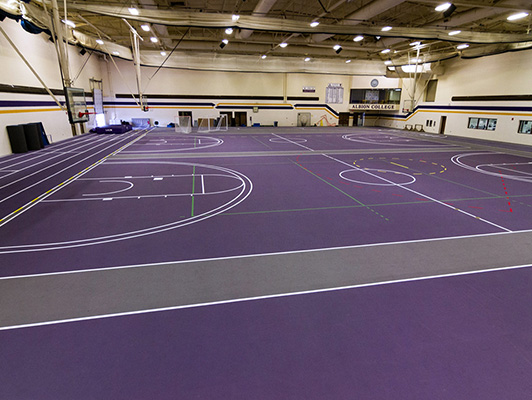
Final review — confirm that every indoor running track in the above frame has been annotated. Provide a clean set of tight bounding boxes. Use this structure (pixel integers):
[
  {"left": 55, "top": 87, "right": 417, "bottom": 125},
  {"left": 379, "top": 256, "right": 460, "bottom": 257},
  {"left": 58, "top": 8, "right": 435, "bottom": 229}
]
[{"left": 1, "top": 126, "right": 532, "bottom": 399}]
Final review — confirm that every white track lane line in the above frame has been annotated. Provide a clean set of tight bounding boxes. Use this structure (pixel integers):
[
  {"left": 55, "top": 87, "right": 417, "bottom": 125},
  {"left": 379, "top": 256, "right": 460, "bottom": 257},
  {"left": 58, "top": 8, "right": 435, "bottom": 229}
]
[
  {"left": 0, "top": 132, "right": 139, "bottom": 204},
  {"left": 273, "top": 133, "right": 512, "bottom": 233},
  {"left": 1, "top": 262, "right": 531, "bottom": 331},
  {"left": 0, "top": 135, "right": 97, "bottom": 171},
  {"left": 0, "top": 134, "right": 94, "bottom": 168},
  {"left": 0, "top": 131, "right": 150, "bottom": 226},
  {"left": 0, "top": 136, "right": 109, "bottom": 181}
]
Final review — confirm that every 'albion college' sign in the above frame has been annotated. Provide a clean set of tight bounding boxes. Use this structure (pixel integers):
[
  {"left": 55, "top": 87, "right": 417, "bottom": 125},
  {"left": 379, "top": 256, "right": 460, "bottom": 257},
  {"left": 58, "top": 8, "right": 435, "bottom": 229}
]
[{"left": 350, "top": 104, "right": 399, "bottom": 110}]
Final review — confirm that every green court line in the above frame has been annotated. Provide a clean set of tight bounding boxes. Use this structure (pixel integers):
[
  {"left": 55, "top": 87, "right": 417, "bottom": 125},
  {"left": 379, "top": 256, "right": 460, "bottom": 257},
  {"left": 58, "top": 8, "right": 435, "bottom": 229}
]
[
  {"left": 220, "top": 194, "right": 532, "bottom": 217},
  {"left": 291, "top": 160, "right": 389, "bottom": 221},
  {"left": 191, "top": 164, "right": 196, "bottom": 217}
]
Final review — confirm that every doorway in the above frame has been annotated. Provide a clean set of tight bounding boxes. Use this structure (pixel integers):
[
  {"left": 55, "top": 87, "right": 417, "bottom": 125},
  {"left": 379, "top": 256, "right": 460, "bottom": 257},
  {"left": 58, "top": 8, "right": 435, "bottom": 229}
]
[
  {"left": 338, "top": 112, "right": 350, "bottom": 126},
  {"left": 439, "top": 116, "right": 447, "bottom": 134},
  {"left": 235, "top": 112, "right": 247, "bottom": 127},
  {"left": 220, "top": 111, "right": 235, "bottom": 127}
]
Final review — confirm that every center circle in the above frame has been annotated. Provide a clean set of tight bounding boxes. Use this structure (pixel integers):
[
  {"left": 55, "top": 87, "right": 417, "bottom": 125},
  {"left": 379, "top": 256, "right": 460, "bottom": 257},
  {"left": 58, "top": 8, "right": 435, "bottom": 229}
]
[
  {"left": 269, "top": 137, "right": 308, "bottom": 143},
  {"left": 339, "top": 168, "right": 416, "bottom": 186}
]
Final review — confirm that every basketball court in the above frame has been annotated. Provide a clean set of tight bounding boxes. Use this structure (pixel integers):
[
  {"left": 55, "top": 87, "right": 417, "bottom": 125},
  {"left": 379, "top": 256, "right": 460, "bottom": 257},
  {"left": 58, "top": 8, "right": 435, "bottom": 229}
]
[{"left": 2, "top": 126, "right": 532, "bottom": 398}]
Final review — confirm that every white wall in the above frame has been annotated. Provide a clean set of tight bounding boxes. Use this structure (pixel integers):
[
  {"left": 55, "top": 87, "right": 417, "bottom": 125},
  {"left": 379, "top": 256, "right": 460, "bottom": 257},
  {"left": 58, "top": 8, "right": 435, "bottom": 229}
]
[
  {"left": 0, "top": 18, "right": 104, "bottom": 156},
  {"left": 376, "top": 50, "right": 532, "bottom": 146},
  {"left": 103, "top": 60, "right": 368, "bottom": 128}
]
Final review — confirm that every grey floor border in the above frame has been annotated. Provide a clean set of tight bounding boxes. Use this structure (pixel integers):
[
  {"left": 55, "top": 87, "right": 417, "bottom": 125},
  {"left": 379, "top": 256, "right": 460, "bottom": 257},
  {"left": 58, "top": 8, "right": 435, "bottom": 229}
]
[{"left": 2, "top": 231, "right": 532, "bottom": 329}]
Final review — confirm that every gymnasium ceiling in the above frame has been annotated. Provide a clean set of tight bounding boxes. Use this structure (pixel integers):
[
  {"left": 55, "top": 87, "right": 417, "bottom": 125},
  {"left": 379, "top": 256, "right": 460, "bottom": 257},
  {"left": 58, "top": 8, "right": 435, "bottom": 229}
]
[{"left": 3, "top": 0, "right": 532, "bottom": 74}]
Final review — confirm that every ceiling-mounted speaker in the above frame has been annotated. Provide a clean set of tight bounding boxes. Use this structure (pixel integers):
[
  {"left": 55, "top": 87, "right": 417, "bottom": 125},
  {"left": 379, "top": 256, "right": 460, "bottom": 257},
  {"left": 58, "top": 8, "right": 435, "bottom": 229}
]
[{"left": 443, "top": 4, "right": 457, "bottom": 19}]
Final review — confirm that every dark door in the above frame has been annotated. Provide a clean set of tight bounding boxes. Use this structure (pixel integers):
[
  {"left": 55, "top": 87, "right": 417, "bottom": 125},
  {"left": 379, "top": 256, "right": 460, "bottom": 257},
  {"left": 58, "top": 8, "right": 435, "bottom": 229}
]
[
  {"left": 235, "top": 112, "right": 247, "bottom": 127},
  {"left": 439, "top": 116, "right": 447, "bottom": 134},
  {"left": 220, "top": 111, "right": 234, "bottom": 127},
  {"left": 338, "top": 112, "right": 350, "bottom": 126}
]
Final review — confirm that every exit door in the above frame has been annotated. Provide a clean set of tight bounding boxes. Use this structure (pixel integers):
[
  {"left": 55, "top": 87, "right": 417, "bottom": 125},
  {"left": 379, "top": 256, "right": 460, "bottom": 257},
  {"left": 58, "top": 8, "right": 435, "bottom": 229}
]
[
  {"left": 338, "top": 112, "right": 350, "bottom": 126},
  {"left": 235, "top": 112, "right": 247, "bottom": 127},
  {"left": 439, "top": 116, "right": 447, "bottom": 134}
]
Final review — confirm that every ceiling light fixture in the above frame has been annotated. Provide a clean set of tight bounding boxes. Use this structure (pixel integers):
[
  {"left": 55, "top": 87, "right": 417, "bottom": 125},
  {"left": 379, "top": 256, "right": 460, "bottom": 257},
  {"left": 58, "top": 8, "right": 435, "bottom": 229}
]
[
  {"left": 456, "top": 43, "right": 469, "bottom": 50},
  {"left": 507, "top": 12, "right": 529, "bottom": 21},
  {"left": 279, "top": 42, "right": 288, "bottom": 48},
  {"left": 333, "top": 44, "right": 343, "bottom": 54},
  {"left": 62, "top": 19, "right": 76, "bottom": 28},
  {"left": 112, "top": 51, "right": 120, "bottom": 55},
  {"left": 160, "top": 51, "right": 167, "bottom": 56},
  {"left": 388, "top": 66, "right": 396, "bottom": 71},
  {"left": 128, "top": 7, "right": 139, "bottom": 15},
  {"left": 435, "top": 3, "right": 452, "bottom": 12},
  {"left": 232, "top": 14, "right": 240, "bottom": 21},
  {"left": 353, "top": 35, "right": 364, "bottom": 42},
  {"left": 261, "top": 54, "right": 267, "bottom": 59},
  {"left": 384, "top": 60, "right": 392, "bottom": 65},
  {"left": 304, "top": 57, "right": 311, "bottom": 62},
  {"left": 448, "top": 30, "right": 461, "bottom": 35},
  {"left": 410, "top": 41, "right": 421, "bottom": 46},
  {"left": 310, "top": 21, "right": 320, "bottom": 27},
  {"left": 381, "top": 48, "right": 391, "bottom": 54},
  {"left": 141, "top": 24, "right": 150, "bottom": 31},
  {"left": 96, "top": 39, "right": 104, "bottom": 45},
  {"left": 345, "top": 59, "right": 351, "bottom": 63},
  {"left": 150, "top": 37, "right": 158, "bottom": 43},
  {"left": 225, "top": 28, "right": 233, "bottom": 34},
  {"left": 381, "top": 26, "right": 392, "bottom": 32}
]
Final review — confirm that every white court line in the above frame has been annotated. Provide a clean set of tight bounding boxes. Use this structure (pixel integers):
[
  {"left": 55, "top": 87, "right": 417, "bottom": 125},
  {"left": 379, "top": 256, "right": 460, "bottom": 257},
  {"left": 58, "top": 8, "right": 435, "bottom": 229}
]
[
  {"left": 0, "top": 160, "right": 252, "bottom": 252},
  {"left": 0, "top": 134, "right": 98, "bottom": 170},
  {"left": 0, "top": 136, "right": 109, "bottom": 183},
  {"left": 2, "top": 228, "right": 530, "bottom": 280},
  {"left": 0, "top": 131, "right": 149, "bottom": 226},
  {"left": 0, "top": 134, "right": 126, "bottom": 195},
  {"left": 201, "top": 174, "right": 205, "bottom": 194},
  {"left": 0, "top": 134, "right": 94, "bottom": 168},
  {"left": 273, "top": 133, "right": 512, "bottom": 233},
  {"left": 1, "top": 262, "right": 531, "bottom": 331}
]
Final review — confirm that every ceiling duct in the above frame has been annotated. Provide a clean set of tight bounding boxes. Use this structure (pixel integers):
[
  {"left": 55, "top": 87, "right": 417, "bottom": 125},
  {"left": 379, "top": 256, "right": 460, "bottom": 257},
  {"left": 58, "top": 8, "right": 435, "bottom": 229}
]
[
  {"left": 239, "top": 0, "right": 278, "bottom": 39},
  {"left": 312, "top": 0, "right": 407, "bottom": 43}
]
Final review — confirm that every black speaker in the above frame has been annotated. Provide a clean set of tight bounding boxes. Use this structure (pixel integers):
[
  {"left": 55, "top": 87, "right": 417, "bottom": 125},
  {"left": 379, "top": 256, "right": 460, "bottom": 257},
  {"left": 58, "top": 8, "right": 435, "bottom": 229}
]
[{"left": 443, "top": 4, "right": 457, "bottom": 19}]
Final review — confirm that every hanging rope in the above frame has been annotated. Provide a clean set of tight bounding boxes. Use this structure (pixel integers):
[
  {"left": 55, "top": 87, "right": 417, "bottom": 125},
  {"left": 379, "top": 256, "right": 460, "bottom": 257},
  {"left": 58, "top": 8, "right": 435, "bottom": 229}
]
[
  {"left": 0, "top": 25, "right": 66, "bottom": 110},
  {"left": 146, "top": 27, "right": 190, "bottom": 85}
]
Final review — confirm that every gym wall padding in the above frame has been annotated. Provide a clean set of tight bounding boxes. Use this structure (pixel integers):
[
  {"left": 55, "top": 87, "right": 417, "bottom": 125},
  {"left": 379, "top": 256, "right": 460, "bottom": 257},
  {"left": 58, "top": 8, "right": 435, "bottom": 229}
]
[
  {"left": 6, "top": 125, "right": 28, "bottom": 153},
  {"left": 22, "top": 123, "right": 43, "bottom": 150}
]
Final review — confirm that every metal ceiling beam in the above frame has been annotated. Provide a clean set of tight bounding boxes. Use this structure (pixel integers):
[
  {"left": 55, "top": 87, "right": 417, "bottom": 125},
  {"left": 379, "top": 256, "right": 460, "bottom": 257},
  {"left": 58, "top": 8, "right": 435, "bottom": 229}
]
[
  {"left": 312, "top": 0, "right": 407, "bottom": 42},
  {"left": 64, "top": 4, "right": 532, "bottom": 43},
  {"left": 239, "top": 0, "right": 279, "bottom": 39}
]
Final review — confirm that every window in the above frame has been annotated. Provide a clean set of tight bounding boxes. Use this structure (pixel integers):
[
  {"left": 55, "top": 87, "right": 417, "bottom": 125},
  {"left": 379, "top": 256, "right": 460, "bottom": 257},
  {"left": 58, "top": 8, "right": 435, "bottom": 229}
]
[
  {"left": 468, "top": 117, "right": 497, "bottom": 131},
  {"left": 425, "top": 79, "right": 438, "bottom": 102},
  {"left": 518, "top": 120, "right": 532, "bottom": 134},
  {"left": 350, "top": 88, "right": 402, "bottom": 104}
]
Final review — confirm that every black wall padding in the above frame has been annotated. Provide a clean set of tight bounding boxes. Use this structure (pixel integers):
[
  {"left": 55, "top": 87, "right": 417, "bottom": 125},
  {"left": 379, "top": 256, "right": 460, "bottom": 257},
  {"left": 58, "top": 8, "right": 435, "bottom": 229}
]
[
  {"left": 27, "top": 122, "right": 45, "bottom": 148},
  {"left": 22, "top": 123, "right": 43, "bottom": 150},
  {"left": 6, "top": 125, "right": 28, "bottom": 153}
]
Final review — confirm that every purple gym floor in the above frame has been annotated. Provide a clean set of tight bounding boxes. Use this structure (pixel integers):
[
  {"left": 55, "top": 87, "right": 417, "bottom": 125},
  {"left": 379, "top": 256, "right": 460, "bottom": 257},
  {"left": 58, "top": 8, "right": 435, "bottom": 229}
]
[
  {"left": 1, "top": 128, "right": 532, "bottom": 276},
  {"left": 1, "top": 126, "right": 532, "bottom": 399},
  {"left": 2, "top": 265, "right": 532, "bottom": 399}
]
